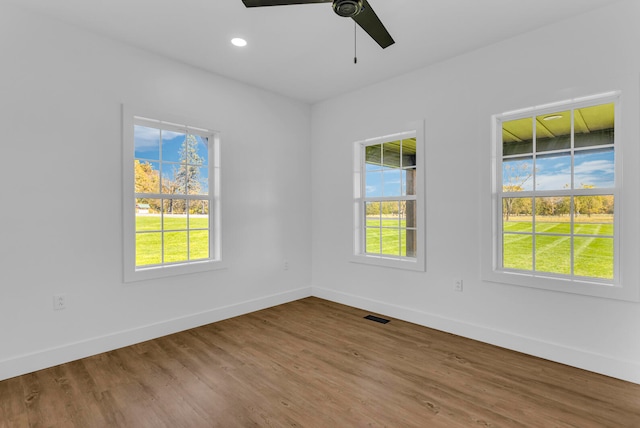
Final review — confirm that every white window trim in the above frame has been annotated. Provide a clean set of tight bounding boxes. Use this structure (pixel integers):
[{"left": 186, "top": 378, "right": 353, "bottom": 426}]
[
  {"left": 351, "top": 121, "right": 426, "bottom": 271},
  {"left": 483, "top": 91, "right": 638, "bottom": 301},
  {"left": 122, "top": 104, "right": 225, "bottom": 282}
]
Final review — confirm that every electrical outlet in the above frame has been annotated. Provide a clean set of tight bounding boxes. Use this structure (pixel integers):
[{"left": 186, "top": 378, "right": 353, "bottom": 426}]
[
  {"left": 284, "top": 260, "right": 289, "bottom": 271},
  {"left": 53, "top": 294, "right": 66, "bottom": 311},
  {"left": 454, "top": 278, "right": 463, "bottom": 292}
]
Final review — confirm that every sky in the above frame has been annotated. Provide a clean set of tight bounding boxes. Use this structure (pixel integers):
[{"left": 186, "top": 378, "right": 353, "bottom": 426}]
[
  {"left": 365, "top": 164, "right": 412, "bottom": 197},
  {"left": 503, "top": 147, "right": 614, "bottom": 191}
]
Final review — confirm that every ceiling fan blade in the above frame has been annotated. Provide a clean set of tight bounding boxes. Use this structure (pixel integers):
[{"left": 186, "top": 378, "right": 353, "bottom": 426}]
[
  {"left": 352, "top": 0, "right": 394, "bottom": 49},
  {"left": 242, "top": 0, "right": 331, "bottom": 7}
]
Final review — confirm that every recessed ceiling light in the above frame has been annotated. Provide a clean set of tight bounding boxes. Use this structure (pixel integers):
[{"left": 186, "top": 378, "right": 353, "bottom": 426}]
[
  {"left": 543, "top": 115, "right": 563, "bottom": 121},
  {"left": 231, "top": 38, "right": 247, "bottom": 47}
]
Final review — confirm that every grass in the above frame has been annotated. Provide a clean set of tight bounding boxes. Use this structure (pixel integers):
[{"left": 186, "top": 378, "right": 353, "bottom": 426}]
[
  {"left": 503, "top": 217, "right": 614, "bottom": 279},
  {"left": 365, "top": 218, "right": 414, "bottom": 257},
  {"left": 136, "top": 213, "right": 613, "bottom": 279},
  {"left": 135, "top": 215, "right": 209, "bottom": 266}
]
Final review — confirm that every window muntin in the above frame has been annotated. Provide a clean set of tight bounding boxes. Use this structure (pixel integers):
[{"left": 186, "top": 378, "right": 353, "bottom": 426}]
[
  {"left": 498, "top": 95, "right": 618, "bottom": 283},
  {"left": 353, "top": 125, "right": 424, "bottom": 271}
]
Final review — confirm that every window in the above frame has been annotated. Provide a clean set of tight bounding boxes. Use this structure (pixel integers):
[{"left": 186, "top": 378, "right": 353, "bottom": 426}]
[
  {"left": 123, "top": 107, "right": 222, "bottom": 282},
  {"left": 492, "top": 92, "right": 620, "bottom": 292},
  {"left": 353, "top": 123, "right": 425, "bottom": 271}
]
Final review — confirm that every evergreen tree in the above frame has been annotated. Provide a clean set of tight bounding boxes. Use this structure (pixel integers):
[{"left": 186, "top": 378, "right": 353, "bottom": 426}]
[{"left": 175, "top": 134, "right": 203, "bottom": 195}]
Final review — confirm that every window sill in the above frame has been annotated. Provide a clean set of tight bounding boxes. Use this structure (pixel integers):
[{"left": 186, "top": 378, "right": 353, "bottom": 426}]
[
  {"left": 124, "top": 260, "right": 227, "bottom": 283},
  {"left": 482, "top": 268, "right": 638, "bottom": 302},
  {"left": 350, "top": 254, "right": 425, "bottom": 272}
]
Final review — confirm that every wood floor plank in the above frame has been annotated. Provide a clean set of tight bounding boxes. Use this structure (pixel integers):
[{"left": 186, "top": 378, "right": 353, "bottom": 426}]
[{"left": 1, "top": 297, "right": 639, "bottom": 427}]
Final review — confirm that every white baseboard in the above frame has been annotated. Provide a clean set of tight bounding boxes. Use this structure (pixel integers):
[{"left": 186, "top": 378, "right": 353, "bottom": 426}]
[
  {"left": 0, "top": 287, "right": 312, "bottom": 382},
  {"left": 312, "top": 286, "right": 640, "bottom": 385},
  {"left": 3, "top": 285, "right": 638, "bottom": 386}
]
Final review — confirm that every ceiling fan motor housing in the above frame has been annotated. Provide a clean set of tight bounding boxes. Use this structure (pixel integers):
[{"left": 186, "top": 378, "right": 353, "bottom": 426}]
[{"left": 333, "top": 0, "right": 364, "bottom": 17}]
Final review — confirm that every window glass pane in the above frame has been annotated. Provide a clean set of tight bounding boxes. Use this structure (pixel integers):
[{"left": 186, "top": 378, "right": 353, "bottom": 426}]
[
  {"left": 164, "top": 231, "right": 188, "bottom": 263},
  {"left": 535, "top": 235, "right": 571, "bottom": 275},
  {"left": 189, "top": 200, "right": 209, "bottom": 220},
  {"left": 503, "top": 157, "right": 534, "bottom": 192},
  {"left": 136, "top": 198, "right": 161, "bottom": 231},
  {"left": 574, "top": 237, "right": 613, "bottom": 279},
  {"left": 161, "top": 163, "right": 183, "bottom": 194},
  {"left": 381, "top": 228, "right": 401, "bottom": 256},
  {"left": 401, "top": 138, "right": 417, "bottom": 168},
  {"left": 189, "top": 230, "right": 209, "bottom": 260},
  {"left": 535, "top": 197, "right": 571, "bottom": 234},
  {"left": 136, "top": 232, "right": 162, "bottom": 266},
  {"left": 163, "top": 199, "right": 187, "bottom": 229},
  {"left": 535, "top": 152, "right": 571, "bottom": 191},
  {"left": 365, "top": 228, "right": 381, "bottom": 254},
  {"left": 188, "top": 135, "right": 208, "bottom": 166},
  {"left": 503, "top": 197, "right": 532, "bottom": 226},
  {"left": 403, "top": 200, "right": 416, "bottom": 228},
  {"left": 381, "top": 201, "right": 400, "bottom": 218},
  {"left": 503, "top": 117, "right": 533, "bottom": 156},
  {"left": 180, "top": 165, "right": 205, "bottom": 195},
  {"left": 365, "top": 170, "right": 382, "bottom": 197},
  {"left": 192, "top": 166, "right": 209, "bottom": 195},
  {"left": 503, "top": 234, "right": 532, "bottom": 270},
  {"left": 575, "top": 103, "right": 614, "bottom": 148},
  {"left": 134, "top": 125, "right": 160, "bottom": 161},
  {"left": 134, "top": 160, "right": 160, "bottom": 194},
  {"left": 366, "top": 202, "right": 381, "bottom": 226},
  {"left": 365, "top": 144, "right": 382, "bottom": 169},
  {"left": 382, "top": 169, "right": 402, "bottom": 196},
  {"left": 382, "top": 142, "right": 401, "bottom": 168},
  {"left": 536, "top": 110, "right": 571, "bottom": 152},
  {"left": 402, "top": 168, "right": 416, "bottom": 196},
  {"left": 574, "top": 148, "right": 614, "bottom": 189},
  {"left": 404, "top": 229, "right": 416, "bottom": 258},
  {"left": 161, "top": 130, "right": 186, "bottom": 163},
  {"left": 574, "top": 195, "right": 614, "bottom": 234}
]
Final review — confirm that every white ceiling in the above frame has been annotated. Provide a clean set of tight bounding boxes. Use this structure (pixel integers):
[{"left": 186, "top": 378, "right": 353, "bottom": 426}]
[{"left": 8, "top": 0, "right": 621, "bottom": 104}]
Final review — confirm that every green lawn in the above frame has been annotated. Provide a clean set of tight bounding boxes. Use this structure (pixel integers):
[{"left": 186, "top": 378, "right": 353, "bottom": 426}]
[
  {"left": 503, "top": 219, "right": 613, "bottom": 279},
  {"left": 136, "top": 214, "right": 613, "bottom": 278},
  {"left": 365, "top": 218, "right": 414, "bottom": 257},
  {"left": 135, "top": 215, "right": 209, "bottom": 266}
]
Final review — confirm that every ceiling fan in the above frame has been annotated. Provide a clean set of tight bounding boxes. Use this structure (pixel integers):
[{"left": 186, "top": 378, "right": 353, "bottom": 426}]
[{"left": 241, "top": 0, "right": 395, "bottom": 49}]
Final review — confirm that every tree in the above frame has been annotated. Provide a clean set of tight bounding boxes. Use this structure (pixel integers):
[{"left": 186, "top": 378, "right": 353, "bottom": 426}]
[
  {"left": 134, "top": 160, "right": 161, "bottom": 213},
  {"left": 503, "top": 161, "right": 533, "bottom": 221},
  {"left": 575, "top": 184, "right": 604, "bottom": 218},
  {"left": 163, "top": 135, "right": 205, "bottom": 214},
  {"left": 134, "top": 160, "right": 160, "bottom": 193},
  {"left": 175, "top": 134, "right": 204, "bottom": 195}
]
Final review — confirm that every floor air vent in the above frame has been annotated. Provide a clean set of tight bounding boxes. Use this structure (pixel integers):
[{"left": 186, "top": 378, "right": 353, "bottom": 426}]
[{"left": 364, "top": 315, "right": 390, "bottom": 324}]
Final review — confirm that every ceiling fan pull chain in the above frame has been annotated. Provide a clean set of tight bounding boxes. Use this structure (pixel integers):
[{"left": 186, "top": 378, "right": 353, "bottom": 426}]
[{"left": 354, "top": 21, "right": 358, "bottom": 64}]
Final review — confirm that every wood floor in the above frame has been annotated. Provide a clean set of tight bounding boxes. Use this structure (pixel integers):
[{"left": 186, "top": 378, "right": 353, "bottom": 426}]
[{"left": 1, "top": 297, "right": 639, "bottom": 427}]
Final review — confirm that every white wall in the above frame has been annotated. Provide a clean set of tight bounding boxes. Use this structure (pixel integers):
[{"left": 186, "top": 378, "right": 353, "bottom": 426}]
[
  {"left": 0, "top": 4, "right": 312, "bottom": 380},
  {"left": 311, "top": 0, "right": 640, "bottom": 383}
]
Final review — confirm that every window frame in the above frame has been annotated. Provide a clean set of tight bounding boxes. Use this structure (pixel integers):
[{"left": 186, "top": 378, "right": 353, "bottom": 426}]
[
  {"left": 351, "top": 121, "right": 425, "bottom": 271},
  {"left": 122, "top": 105, "right": 224, "bottom": 282},
  {"left": 485, "top": 92, "right": 629, "bottom": 299}
]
